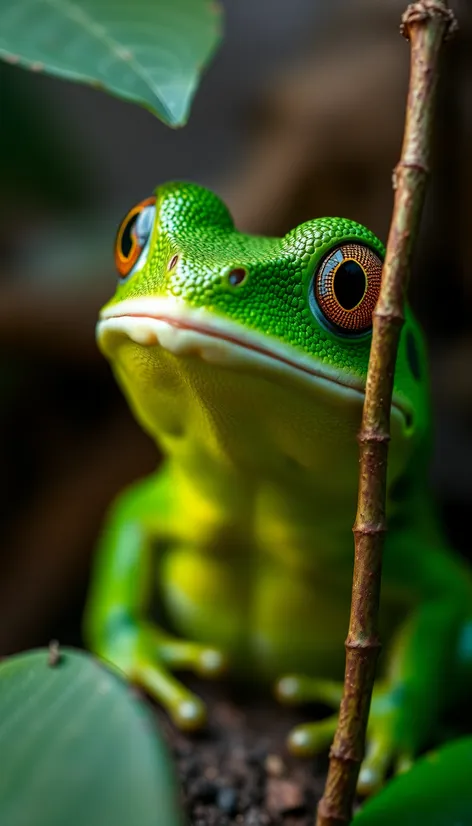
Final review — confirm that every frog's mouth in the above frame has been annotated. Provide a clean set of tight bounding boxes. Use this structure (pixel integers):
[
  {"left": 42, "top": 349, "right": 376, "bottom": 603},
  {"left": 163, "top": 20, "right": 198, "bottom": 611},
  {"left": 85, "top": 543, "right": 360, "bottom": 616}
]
[{"left": 98, "top": 297, "right": 413, "bottom": 431}]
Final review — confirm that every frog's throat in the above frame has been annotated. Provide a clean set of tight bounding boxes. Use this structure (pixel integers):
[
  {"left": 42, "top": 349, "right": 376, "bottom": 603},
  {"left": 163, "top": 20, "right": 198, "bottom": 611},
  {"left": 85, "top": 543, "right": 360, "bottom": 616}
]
[{"left": 97, "top": 297, "right": 412, "bottom": 429}]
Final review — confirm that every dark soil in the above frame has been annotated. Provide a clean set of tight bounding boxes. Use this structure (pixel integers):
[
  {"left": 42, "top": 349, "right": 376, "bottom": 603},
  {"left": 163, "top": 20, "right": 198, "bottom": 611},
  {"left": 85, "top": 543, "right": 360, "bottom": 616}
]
[{"left": 155, "top": 676, "right": 332, "bottom": 826}]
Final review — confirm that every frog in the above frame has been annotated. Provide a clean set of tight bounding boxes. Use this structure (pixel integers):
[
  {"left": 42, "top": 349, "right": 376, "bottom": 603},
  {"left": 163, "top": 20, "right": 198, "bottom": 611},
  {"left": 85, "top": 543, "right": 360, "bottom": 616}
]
[{"left": 84, "top": 181, "right": 472, "bottom": 795}]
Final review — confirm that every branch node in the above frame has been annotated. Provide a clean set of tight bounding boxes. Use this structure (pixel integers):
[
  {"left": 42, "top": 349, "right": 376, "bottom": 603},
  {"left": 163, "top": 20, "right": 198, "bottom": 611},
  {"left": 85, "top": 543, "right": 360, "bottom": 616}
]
[
  {"left": 352, "top": 524, "right": 387, "bottom": 536},
  {"left": 345, "top": 639, "right": 382, "bottom": 652},
  {"left": 400, "top": 2, "right": 458, "bottom": 42},
  {"left": 372, "top": 307, "right": 404, "bottom": 326},
  {"left": 329, "top": 745, "right": 360, "bottom": 764},
  {"left": 356, "top": 431, "right": 391, "bottom": 445},
  {"left": 393, "top": 160, "right": 430, "bottom": 187}
]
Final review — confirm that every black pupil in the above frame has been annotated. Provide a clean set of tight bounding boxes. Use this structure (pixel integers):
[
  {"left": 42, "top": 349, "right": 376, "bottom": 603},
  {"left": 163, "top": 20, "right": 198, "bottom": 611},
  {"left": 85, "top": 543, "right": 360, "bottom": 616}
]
[
  {"left": 121, "top": 214, "right": 138, "bottom": 258},
  {"left": 333, "top": 260, "right": 366, "bottom": 310}
]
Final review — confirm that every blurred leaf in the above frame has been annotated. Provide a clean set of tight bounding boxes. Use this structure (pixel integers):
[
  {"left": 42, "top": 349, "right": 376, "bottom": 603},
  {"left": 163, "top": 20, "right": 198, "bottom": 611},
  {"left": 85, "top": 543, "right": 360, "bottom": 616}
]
[
  {"left": 353, "top": 737, "right": 472, "bottom": 826},
  {"left": 0, "top": 647, "right": 185, "bottom": 826},
  {"left": 0, "top": 0, "right": 223, "bottom": 127}
]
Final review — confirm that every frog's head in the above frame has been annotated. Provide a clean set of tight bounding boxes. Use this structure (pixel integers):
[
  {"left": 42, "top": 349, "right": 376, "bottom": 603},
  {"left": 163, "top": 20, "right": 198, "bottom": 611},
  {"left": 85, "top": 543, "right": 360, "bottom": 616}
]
[{"left": 98, "top": 183, "right": 428, "bottom": 476}]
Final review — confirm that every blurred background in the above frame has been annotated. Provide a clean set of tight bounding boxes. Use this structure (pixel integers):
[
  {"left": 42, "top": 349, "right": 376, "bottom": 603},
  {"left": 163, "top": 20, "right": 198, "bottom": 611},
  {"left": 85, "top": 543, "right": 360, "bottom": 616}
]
[{"left": 0, "top": 0, "right": 471, "bottom": 655}]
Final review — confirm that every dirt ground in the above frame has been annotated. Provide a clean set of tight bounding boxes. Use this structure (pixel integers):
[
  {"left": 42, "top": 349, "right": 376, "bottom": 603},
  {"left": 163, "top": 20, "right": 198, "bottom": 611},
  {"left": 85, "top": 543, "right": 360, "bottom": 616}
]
[
  {"left": 156, "top": 676, "right": 336, "bottom": 826},
  {"left": 156, "top": 670, "right": 472, "bottom": 826}
]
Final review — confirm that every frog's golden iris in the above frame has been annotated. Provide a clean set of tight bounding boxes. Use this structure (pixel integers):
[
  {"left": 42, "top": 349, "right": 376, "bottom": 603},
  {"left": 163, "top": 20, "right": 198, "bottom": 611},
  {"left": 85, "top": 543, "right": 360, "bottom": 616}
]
[
  {"left": 315, "top": 243, "right": 382, "bottom": 333},
  {"left": 115, "top": 196, "right": 156, "bottom": 278}
]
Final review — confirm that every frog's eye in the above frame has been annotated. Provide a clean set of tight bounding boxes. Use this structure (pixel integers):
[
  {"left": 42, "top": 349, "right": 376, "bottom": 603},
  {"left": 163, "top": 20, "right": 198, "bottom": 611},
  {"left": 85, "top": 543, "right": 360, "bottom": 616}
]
[
  {"left": 115, "top": 196, "right": 156, "bottom": 278},
  {"left": 313, "top": 243, "right": 382, "bottom": 334}
]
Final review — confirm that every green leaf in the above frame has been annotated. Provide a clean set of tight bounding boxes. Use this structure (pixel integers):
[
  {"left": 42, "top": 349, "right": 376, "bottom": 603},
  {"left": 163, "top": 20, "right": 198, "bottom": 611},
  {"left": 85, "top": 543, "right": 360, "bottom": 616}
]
[
  {"left": 0, "top": 0, "right": 223, "bottom": 127},
  {"left": 353, "top": 737, "right": 472, "bottom": 826},
  {"left": 0, "top": 647, "right": 185, "bottom": 826}
]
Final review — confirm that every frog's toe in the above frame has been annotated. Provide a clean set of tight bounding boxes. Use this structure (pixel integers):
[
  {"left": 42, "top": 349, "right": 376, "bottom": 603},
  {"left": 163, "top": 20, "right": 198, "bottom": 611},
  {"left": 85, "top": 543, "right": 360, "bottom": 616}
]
[
  {"left": 357, "top": 737, "right": 391, "bottom": 796},
  {"left": 136, "top": 655, "right": 208, "bottom": 731},
  {"left": 287, "top": 714, "right": 338, "bottom": 757},
  {"left": 159, "top": 639, "right": 227, "bottom": 678},
  {"left": 395, "top": 753, "right": 414, "bottom": 775},
  {"left": 356, "top": 681, "right": 418, "bottom": 795},
  {"left": 275, "top": 674, "right": 343, "bottom": 709},
  {"left": 357, "top": 731, "right": 414, "bottom": 796}
]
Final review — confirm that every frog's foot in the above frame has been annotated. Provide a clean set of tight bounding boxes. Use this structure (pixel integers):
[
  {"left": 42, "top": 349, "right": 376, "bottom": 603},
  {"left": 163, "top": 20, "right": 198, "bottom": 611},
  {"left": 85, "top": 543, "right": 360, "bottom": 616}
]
[
  {"left": 276, "top": 674, "right": 344, "bottom": 709},
  {"left": 275, "top": 675, "right": 414, "bottom": 796},
  {"left": 96, "top": 621, "right": 227, "bottom": 732}
]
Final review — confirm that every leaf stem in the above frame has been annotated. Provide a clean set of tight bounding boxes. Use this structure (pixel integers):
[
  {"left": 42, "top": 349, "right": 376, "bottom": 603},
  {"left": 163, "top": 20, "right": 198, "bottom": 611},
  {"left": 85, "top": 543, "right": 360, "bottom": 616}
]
[{"left": 315, "top": 3, "right": 456, "bottom": 824}]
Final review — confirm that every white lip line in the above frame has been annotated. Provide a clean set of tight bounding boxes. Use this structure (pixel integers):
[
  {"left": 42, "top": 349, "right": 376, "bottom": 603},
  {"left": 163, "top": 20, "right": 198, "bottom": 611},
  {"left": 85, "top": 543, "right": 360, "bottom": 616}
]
[{"left": 99, "top": 310, "right": 411, "bottom": 424}]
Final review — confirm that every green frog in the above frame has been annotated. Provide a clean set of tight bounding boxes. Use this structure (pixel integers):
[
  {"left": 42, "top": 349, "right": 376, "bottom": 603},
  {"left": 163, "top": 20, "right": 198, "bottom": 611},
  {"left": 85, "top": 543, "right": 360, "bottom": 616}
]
[{"left": 84, "top": 182, "right": 472, "bottom": 794}]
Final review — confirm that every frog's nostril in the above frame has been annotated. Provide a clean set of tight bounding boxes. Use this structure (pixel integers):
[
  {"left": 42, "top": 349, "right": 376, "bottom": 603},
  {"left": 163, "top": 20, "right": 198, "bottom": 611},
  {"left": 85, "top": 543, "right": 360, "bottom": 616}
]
[
  {"left": 168, "top": 254, "right": 179, "bottom": 271},
  {"left": 227, "top": 268, "right": 247, "bottom": 287}
]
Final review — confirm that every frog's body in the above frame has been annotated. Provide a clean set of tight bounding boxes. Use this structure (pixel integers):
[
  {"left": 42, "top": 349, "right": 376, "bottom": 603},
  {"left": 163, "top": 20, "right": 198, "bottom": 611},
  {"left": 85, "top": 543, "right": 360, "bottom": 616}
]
[{"left": 85, "top": 182, "right": 472, "bottom": 794}]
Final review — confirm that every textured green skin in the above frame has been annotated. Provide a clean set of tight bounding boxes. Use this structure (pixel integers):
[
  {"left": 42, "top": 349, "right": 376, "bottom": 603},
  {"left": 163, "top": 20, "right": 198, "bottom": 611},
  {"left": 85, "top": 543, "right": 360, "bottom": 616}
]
[
  {"left": 104, "top": 183, "right": 424, "bottom": 423},
  {"left": 85, "top": 182, "right": 472, "bottom": 798}
]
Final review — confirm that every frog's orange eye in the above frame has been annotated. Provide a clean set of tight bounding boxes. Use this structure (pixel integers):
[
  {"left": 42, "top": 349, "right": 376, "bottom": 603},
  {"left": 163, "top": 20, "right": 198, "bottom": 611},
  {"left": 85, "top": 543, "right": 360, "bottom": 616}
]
[
  {"left": 115, "top": 196, "right": 156, "bottom": 278},
  {"left": 314, "top": 243, "right": 382, "bottom": 334}
]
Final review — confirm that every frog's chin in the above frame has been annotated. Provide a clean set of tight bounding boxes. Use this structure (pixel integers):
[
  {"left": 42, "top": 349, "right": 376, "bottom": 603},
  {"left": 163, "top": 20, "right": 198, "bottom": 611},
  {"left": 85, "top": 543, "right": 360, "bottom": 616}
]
[{"left": 97, "top": 296, "right": 413, "bottom": 434}]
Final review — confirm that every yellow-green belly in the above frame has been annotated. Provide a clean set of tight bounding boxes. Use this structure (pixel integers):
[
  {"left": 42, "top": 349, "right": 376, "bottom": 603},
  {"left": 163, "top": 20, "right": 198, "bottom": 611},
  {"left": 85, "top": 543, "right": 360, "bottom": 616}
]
[{"left": 159, "top": 545, "right": 353, "bottom": 681}]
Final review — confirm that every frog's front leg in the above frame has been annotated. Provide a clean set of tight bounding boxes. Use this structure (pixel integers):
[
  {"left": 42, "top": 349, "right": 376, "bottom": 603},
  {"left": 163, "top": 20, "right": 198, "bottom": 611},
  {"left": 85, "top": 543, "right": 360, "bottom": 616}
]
[
  {"left": 276, "top": 594, "right": 470, "bottom": 795},
  {"left": 83, "top": 472, "right": 226, "bottom": 730}
]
